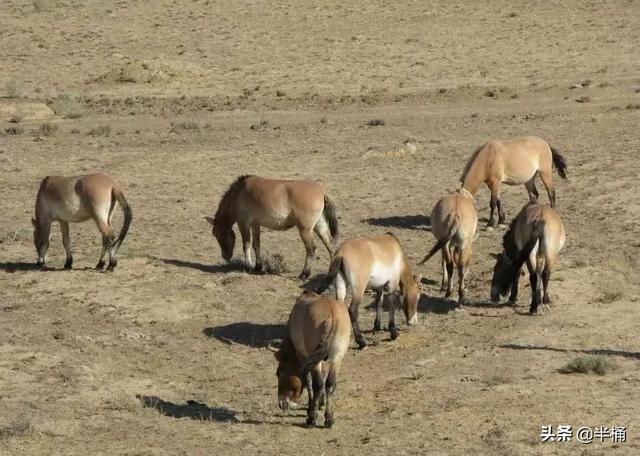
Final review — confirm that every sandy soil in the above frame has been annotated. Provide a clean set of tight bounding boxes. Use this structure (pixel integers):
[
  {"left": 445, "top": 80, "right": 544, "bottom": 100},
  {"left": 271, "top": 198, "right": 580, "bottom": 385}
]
[{"left": 1, "top": 1, "right": 639, "bottom": 455}]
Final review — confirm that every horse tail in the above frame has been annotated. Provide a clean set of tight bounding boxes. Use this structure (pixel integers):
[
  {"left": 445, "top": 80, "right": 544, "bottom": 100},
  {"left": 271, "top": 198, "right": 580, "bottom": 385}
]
[
  {"left": 110, "top": 185, "right": 133, "bottom": 250},
  {"left": 300, "top": 308, "right": 337, "bottom": 376},
  {"left": 419, "top": 216, "right": 459, "bottom": 265},
  {"left": 550, "top": 146, "right": 568, "bottom": 179},
  {"left": 513, "top": 220, "right": 546, "bottom": 272},
  {"left": 322, "top": 195, "right": 339, "bottom": 247},
  {"left": 316, "top": 255, "right": 342, "bottom": 294}
]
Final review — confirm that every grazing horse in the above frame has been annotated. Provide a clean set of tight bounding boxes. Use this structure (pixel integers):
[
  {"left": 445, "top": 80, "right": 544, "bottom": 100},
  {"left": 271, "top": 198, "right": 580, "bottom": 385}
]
[
  {"left": 316, "top": 233, "right": 421, "bottom": 349},
  {"left": 460, "top": 136, "right": 568, "bottom": 227},
  {"left": 490, "top": 202, "right": 566, "bottom": 314},
  {"left": 272, "top": 290, "right": 351, "bottom": 428},
  {"left": 205, "top": 175, "right": 338, "bottom": 279},
  {"left": 32, "top": 174, "right": 132, "bottom": 270},
  {"left": 419, "top": 188, "right": 478, "bottom": 305}
]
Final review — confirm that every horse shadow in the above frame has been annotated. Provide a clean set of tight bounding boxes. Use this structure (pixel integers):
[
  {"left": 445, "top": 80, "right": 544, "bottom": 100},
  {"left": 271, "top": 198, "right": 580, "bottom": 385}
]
[
  {"left": 0, "top": 262, "right": 38, "bottom": 272},
  {"left": 204, "top": 322, "right": 287, "bottom": 348},
  {"left": 363, "top": 214, "right": 430, "bottom": 231},
  {"left": 137, "top": 395, "right": 240, "bottom": 422},
  {"left": 154, "top": 257, "right": 247, "bottom": 274},
  {"left": 418, "top": 294, "right": 460, "bottom": 314},
  {"left": 499, "top": 344, "right": 640, "bottom": 361}
]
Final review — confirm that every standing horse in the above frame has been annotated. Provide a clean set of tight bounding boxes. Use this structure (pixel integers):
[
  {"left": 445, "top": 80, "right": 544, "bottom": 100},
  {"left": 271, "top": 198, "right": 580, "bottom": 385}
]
[
  {"left": 460, "top": 136, "right": 568, "bottom": 227},
  {"left": 32, "top": 174, "right": 133, "bottom": 270},
  {"left": 316, "top": 233, "right": 421, "bottom": 349},
  {"left": 490, "top": 202, "right": 566, "bottom": 314},
  {"left": 205, "top": 175, "right": 338, "bottom": 279},
  {"left": 419, "top": 188, "right": 477, "bottom": 305},
  {"left": 272, "top": 290, "right": 351, "bottom": 428}
]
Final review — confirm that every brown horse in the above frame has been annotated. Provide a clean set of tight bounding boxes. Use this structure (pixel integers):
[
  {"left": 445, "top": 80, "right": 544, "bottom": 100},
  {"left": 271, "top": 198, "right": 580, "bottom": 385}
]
[
  {"left": 316, "top": 233, "right": 421, "bottom": 349},
  {"left": 205, "top": 175, "right": 338, "bottom": 279},
  {"left": 32, "top": 174, "right": 132, "bottom": 270},
  {"left": 419, "top": 188, "right": 477, "bottom": 305},
  {"left": 460, "top": 136, "right": 568, "bottom": 227},
  {"left": 273, "top": 290, "right": 351, "bottom": 428},
  {"left": 490, "top": 202, "right": 566, "bottom": 314}
]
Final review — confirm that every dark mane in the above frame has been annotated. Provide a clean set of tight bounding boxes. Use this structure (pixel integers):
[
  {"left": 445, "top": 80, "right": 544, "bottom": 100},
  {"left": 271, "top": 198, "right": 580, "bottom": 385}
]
[
  {"left": 214, "top": 175, "right": 254, "bottom": 221},
  {"left": 459, "top": 143, "right": 485, "bottom": 183}
]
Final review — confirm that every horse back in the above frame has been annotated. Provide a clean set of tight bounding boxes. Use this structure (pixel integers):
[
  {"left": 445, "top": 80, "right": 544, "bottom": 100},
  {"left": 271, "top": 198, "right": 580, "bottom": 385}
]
[{"left": 515, "top": 203, "right": 565, "bottom": 267}]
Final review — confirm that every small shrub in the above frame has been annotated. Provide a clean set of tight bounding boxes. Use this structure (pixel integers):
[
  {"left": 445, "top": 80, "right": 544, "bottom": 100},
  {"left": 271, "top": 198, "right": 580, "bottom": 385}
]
[
  {"left": 33, "top": 0, "right": 46, "bottom": 12},
  {"left": 0, "top": 416, "right": 33, "bottom": 440},
  {"left": 275, "top": 90, "right": 286, "bottom": 97},
  {"left": 8, "top": 114, "right": 22, "bottom": 123},
  {"left": 4, "top": 126, "right": 24, "bottom": 135},
  {"left": 170, "top": 121, "right": 199, "bottom": 132},
  {"left": 561, "top": 355, "right": 614, "bottom": 376},
  {"left": 597, "top": 289, "right": 624, "bottom": 303},
  {"left": 250, "top": 120, "right": 270, "bottom": 131},
  {"left": 262, "top": 253, "right": 288, "bottom": 275},
  {"left": 366, "top": 119, "right": 385, "bottom": 127},
  {"left": 5, "top": 79, "right": 24, "bottom": 98},
  {"left": 86, "top": 125, "right": 111, "bottom": 136},
  {"left": 51, "top": 93, "right": 84, "bottom": 118},
  {"left": 37, "top": 123, "right": 58, "bottom": 136}
]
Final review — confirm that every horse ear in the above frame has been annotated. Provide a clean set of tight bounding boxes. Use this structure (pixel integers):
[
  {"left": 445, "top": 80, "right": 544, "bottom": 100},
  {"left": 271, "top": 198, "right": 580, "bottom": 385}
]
[{"left": 204, "top": 216, "right": 215, "bottom": 226}]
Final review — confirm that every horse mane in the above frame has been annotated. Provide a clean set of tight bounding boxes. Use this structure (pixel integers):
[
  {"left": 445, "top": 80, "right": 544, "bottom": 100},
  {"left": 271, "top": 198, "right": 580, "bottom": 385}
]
[
  {"left": 459, "top": 143, "right": 485, "bottom": 183},
  {"left": 215, "top": 175, "right": 254, "bottom": 222},
  {"left": 502, "top": 216, "right": 520, "bottom": 262}
]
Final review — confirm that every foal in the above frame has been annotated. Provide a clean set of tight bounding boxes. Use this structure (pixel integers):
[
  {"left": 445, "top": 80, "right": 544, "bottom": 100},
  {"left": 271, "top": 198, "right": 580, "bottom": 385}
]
[
  {"left": 273, "top": 290, "right": 351, "bottom": 428},
  {"left": 419, "top": 188, "right": 478, "bottom": 305},
  {"left": 461, "top": 136, "right": 568, "bottom": 227},
  {"left": 32, "top": 174, "right": 132, "bottom": 270},
  {"left": 205, "top": 175, "right": 338, "bottom": 279},
  {"left": 490, "top": 202, "right": 566, "bottom": 314},
  {"left": 316, "top": 233, "right": 421, "bottom": 349}
]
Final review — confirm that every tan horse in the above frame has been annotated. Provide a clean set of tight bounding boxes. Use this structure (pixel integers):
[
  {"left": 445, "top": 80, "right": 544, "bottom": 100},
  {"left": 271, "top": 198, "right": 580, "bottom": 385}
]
[
  {"left": 490, "top": 202, "right": 565, "bottom": 314},
  {"left": 460, "top": 136, "right": 568, "bottom": 227},
  {"left": 32, "top": 174, "right": 132, "bottom": 270},
  {"left": 419, "top": 188, "right": 477, "bottom": 305},
  {"left": 205, "top": 175, "right": 338, "bottom": 279},
  {"left": 316, "top": 233, "right": 421, "bottom": 349},
  {"left": 273, "top": 290, "right": 351, "bottom": 428}
]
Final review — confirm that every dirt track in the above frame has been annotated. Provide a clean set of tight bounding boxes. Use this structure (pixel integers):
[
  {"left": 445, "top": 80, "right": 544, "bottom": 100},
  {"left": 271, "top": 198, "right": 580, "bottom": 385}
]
[{"left": 1, "top": 1, "right": 639, "bottom": 455}]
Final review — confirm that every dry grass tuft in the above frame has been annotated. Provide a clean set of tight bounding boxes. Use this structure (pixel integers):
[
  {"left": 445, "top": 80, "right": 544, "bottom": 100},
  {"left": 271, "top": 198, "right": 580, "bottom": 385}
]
[
  {"left": 0, "top": 416, "right": 33, "bottom": 440},
  {"left": 560, "top": 355, "right": 615, "bottom": 376},
  {"left": 262, "top": 253, "right": 289, "bottom": 275},
  {"left": 51, "top": 94, "right": 84, "bottom": 118},
  {"left": 5, "top": 79, "right": 24, "bottom": 98},
  {"left": 87, "top": 125, "right": 111, "bottom": 136}
]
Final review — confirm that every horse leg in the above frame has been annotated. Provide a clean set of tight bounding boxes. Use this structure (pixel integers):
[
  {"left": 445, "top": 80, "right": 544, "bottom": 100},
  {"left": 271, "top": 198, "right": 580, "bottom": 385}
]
[
  {"left": 526, "top": 259, "right": 543, "bottom": 314},
  {"left": 372, "top": 290, "right": 384, "bottom": 332},
  {"left": 508, "top": 266, "right": 520, "bottom": 305},
  {"left": 457, "top": 246, "right": 471, "bottom": 306},
  {"left": 94, "top": 207, "right": 114, "bottom": 270},
  {"left": 349, "top": 291, "right": 367, "bottom": 349},
  {"left": 237, "top": 222, "right": 253, "bottom": 269},
  {"left": 488, "top": 180, "right": 501, "bottom": 228},
  {"left": 306, "top": 365, "right": 324, "bottom": 427},
  {"left": 313, "top": 222, "right": 334, "bottom": 257},
  {"left": 542, "top": 267, "right": 551, "bottom": 307},
  {"left": 298, "top": 228, "right": 316, "bottom": 280},
  {"left": 36, "top": 220, "right": 51, "bottom": 268},
  {"left": 60, "top": 221, "right": 73, "bottom": 269},
  {"left": 525, "top": 176, "right": 539, "bottom": 202},
  {"left": 440, "top": 249, "right": 448, "bottom": 291},
  {"left": 305, "top": 371, "right": 314, "bottom": 407},
  {"left": 388, "top": 290, "right": 401, "bottom": 341},
  {"left": 335, "top": 273, "right": 347, "bottom": 303},
  {"left": 324, "top": 363, "right": 338, "bottom": 428},
  {"left": 251, "top": 225, "right": 263, "bottom": 273},
  {"left": 443, "top": 246, "right": 454, "bottom": 298},
  {"left": 539, "top": 170, "right": 556, "bottom": 207}
]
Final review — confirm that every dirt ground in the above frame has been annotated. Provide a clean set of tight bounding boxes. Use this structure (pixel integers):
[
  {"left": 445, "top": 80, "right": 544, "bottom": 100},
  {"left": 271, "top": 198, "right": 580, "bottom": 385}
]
[{"left": 1, "top": 0, "right": 639, "bottom": 455}]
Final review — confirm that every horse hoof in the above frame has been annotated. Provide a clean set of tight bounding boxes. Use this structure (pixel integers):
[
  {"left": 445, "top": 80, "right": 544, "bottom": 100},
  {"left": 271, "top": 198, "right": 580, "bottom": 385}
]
[
  {"left": 356, "top": 339, "right": 368, "bottom": 350},
  {"left": 299, "top": 272, "right": 310, "bottom": 281},
  {"left": 64, "top": 259, "right": 73, "bottom": 270},
  {"left": 390, "top": 327, "right": 400, "bottom": 340},
  {"left": 325, "top": 418, "right": 335, "bottom": 428},
  {"left": 305, "top": 417, "right": 316, "bottom": 428},
  {"left": 96, "top": 261, "right": 105, "bottom": 270}
]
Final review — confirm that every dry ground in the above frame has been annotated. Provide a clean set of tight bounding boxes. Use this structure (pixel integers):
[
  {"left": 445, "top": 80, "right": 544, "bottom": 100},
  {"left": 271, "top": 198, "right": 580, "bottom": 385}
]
[{"left": 1, "top": 1, "right": 639, "bottom": 455}]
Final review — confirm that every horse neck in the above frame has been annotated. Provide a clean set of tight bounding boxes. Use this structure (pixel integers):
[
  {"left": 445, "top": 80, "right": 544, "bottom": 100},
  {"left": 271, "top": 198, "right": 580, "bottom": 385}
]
[
  {"left": 399, "top": 260, "right": 414, "bottom": 293},
  {"left": 461, "top": 166, "right": 484, "bottom": 195},
  {"left": 215, "top": 191, "right": 238, "bottom": 226}
]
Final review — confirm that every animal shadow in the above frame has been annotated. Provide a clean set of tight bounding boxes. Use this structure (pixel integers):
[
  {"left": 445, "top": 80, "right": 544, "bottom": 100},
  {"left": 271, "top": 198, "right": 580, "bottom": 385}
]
[
  {"left": 0, "top": 262, "right": 38, "bottom": 272},
  {"left": 204, "top": 322, "right": 287, "bottom": 348},
  {"left": 154, "top": 257, "right": 247, "bottom": 274},
  {"left": 138, "top": 395, "right": 240, "bottom": 422},
  {"left": 500, "top": 344, "right": 640, "bottom": 360},
  {"left": 363, "top": 214, "right": 430, "bottom": 231},
  {"left": 418, "top": 294, "right": 460, "bottom": 314}
]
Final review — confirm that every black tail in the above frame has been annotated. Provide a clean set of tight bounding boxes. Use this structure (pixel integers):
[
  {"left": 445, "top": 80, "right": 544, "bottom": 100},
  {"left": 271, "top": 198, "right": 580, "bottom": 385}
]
[
  {"left": 419, "top": 216, "right": 459, "bottom": 264},
  {"left": 110, "top": 187, "right": 133, "bottom": 250},
  {"left": 316, "top": 256, "right": 342, "bottom": 294},
  {"left": 323, "top": 195, "right": 339, "bottom": 247},
  {"left": 550, "top": 147, "right": 568, "bottom": 179},
  {"left": 512, "top": 221, "right": 546, "bottom": 272}
]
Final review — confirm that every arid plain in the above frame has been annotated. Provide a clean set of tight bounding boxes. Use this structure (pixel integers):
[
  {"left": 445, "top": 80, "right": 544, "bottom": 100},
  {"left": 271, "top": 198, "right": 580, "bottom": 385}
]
[{"left": 1, "top": 1, "right": 639, "bottom": 455}]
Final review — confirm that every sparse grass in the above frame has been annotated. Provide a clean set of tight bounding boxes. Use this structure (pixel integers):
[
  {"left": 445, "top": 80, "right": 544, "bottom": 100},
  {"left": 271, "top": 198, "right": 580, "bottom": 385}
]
[
  {"left": 87, "top": 125, "right": 111, "bottom": 136},
  {"left": 596, "top": 289, "right": 624, "bottom": 303},
  {"left": 8, "top": 114, "right": 22, "bottom": 123},
  {"left": 33, "top": 0, "right": 47, "bottom": 12},
  {"left": 560, "top": 355, "right": 615, "bottom": 376},
  {"left": 0, "top": 416, "right": 33, "bottom": 440},
  {"left": 366, "top": 118, "right": 385, "bottom": 127},
  {"left": 37, "top": 123, "right": 58, "bottom": 136},
  {"left": 250, "top": 120, "right": 270, "bottom": 131},
  {"left": 4, "top": 126, "right": 24, "bottom": 135},
  {"left": 51, "top": 93, "right": 84, "bottom": 118},
  {"left": 485, "top": 374, "right": 511, "bottom": 386},
  {"left": 5, "top": 78, "right": 24, "bottom": 98},
  {"left": 262, "top": 253, "right": 288, "bottom": 275},
  {"left": 170, "top": 121, "right": 200, "bottom": 132}
]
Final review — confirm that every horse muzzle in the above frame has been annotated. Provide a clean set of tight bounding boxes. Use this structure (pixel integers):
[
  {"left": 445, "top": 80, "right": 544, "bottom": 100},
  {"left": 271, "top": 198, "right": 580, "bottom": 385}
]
[{"left": 278, "top": 399, "right": 298, "bottom": 411}]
